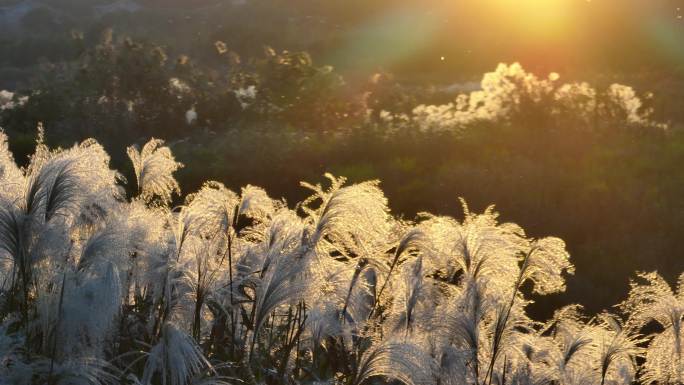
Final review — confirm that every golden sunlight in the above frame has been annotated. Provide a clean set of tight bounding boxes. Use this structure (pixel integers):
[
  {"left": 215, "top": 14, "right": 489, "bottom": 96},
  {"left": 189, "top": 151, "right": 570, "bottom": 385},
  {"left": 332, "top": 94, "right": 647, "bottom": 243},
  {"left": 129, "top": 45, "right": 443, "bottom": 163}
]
[{"left": 482, "top": 0, "right": 578, "bottom": 40}]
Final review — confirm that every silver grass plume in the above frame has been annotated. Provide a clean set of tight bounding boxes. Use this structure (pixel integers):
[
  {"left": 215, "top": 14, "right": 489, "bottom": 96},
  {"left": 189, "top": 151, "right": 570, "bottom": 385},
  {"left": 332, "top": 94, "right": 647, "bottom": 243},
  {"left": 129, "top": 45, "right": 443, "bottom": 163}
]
[
  {"left": 183, "top": 181, "right": 239, "bottom": 237},
  {"left": 142, "top": 322, "right": 211, "bottom": 385},
  {"left": 0, "top": 129, "right": 24, "bottom": 203},
  {"left": 594, "top": 313, "right": 643, "bottom": 385},
  {"left": 620, "top": 271, "right": 684, "bottom": 384},
  {"left": 127, "top": 138, "right": 183, "bottom": 205},
  {"left": 352, "top": 340, "right": 434, "bottom": 385},
  {"left": 301, "top": 173, "right": 391, "bottom": 255},
  {"left": 248, "top": 227, "right": 307, "bottom": 361}
]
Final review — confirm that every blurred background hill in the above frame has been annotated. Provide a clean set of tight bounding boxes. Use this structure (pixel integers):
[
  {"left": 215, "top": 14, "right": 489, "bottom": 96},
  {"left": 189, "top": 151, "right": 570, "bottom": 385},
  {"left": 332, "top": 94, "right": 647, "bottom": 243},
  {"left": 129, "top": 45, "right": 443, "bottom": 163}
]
[{"left": 2, "top": 0, "right": 684, "bottom": 88}]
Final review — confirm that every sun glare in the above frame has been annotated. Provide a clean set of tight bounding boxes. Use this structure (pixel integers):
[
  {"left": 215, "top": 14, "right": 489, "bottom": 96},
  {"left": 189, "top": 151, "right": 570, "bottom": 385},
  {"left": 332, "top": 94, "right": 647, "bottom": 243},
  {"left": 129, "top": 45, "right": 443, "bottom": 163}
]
[{"left": 484, "top": 0, "right": 577, "bottom": 40}]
